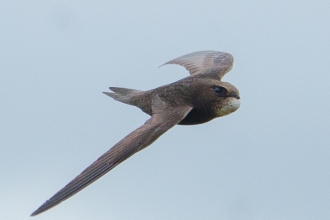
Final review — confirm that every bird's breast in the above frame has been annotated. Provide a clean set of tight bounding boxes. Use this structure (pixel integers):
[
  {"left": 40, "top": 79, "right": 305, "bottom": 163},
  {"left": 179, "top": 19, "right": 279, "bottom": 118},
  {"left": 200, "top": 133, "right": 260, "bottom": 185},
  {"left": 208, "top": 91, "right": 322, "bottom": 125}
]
[{"left": 178, "top": 97, "right": 240, "bottom": 125}]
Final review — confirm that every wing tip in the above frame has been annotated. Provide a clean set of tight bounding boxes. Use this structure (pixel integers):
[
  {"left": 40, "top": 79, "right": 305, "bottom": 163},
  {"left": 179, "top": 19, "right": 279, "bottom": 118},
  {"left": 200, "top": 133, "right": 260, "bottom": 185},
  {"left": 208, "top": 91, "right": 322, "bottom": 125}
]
[
  {"left": 158, "top": 62, "right": 171, "bottom": 68},
  {"left": 30, "top": 208, "right": 43, "bottom": 217},
  {"left": 30, "top": 200, "right": 56, "bottom": 217}
]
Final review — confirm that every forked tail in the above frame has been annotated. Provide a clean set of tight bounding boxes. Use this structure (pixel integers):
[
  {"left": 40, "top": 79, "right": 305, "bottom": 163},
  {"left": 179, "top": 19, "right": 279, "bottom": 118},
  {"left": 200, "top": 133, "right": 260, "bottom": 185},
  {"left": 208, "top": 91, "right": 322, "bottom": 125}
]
[{"left": 103, "top": 87, "right": 142, "bottom": 105}]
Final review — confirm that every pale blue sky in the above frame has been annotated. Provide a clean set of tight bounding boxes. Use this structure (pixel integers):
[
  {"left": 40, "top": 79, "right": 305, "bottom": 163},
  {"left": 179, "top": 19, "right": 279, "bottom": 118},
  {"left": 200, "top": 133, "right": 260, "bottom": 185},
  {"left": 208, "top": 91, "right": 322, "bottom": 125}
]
[{"left": 1, "top": 1, "right": 330, "bottom": 220}]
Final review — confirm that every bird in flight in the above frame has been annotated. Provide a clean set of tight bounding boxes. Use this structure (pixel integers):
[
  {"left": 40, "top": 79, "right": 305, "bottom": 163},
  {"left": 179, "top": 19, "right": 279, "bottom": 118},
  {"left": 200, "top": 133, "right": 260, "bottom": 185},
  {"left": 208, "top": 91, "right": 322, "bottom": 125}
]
[{"left": 31, "top": 50, "right": 240, "bottom": 216}]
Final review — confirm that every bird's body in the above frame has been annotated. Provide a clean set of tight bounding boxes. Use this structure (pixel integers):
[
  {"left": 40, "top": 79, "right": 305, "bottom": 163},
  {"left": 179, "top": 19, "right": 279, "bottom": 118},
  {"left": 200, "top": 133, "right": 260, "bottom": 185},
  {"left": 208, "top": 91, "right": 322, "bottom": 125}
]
[
  {"left": 31, "top": 50, "right": 241, "bottom": 216},
  {"left": 106, "top": 77, "right": 240, "bottom": 125}
]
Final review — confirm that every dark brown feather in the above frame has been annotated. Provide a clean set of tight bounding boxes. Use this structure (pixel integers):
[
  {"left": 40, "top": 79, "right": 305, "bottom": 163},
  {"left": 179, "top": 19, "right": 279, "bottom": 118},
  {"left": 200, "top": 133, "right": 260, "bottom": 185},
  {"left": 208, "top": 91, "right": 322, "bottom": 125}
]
[{"left": 31, "top": 96, "right": 192, "bottom": 216}]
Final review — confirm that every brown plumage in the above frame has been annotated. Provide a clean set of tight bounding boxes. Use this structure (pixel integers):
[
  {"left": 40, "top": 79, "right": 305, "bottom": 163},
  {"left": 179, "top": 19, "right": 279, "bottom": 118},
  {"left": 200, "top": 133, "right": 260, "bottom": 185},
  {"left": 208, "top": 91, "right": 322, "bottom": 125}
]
[{"left": 31, "top": 50, "right": 240, "bottom": 216}]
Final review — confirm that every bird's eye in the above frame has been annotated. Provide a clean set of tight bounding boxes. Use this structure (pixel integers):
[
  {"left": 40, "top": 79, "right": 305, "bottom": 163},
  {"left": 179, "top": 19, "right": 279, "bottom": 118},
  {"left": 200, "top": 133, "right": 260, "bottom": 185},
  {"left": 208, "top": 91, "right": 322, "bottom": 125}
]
[{"left": 214, "top": 86, "right": 225, "bottom": 94}]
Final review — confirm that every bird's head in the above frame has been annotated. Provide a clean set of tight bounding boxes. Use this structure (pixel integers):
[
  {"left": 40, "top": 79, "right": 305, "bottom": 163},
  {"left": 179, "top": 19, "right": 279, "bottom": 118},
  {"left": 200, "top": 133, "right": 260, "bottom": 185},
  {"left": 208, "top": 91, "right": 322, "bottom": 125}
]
[{"left": 191, "top": 80, "right": 241, "bottom": 117}]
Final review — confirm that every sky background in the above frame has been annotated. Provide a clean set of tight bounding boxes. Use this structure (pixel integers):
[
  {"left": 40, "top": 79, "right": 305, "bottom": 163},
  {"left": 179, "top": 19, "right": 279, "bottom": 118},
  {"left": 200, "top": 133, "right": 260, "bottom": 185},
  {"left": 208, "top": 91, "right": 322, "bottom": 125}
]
[{"left": 1, "top": 1, "right": 330, "bottom": 220}]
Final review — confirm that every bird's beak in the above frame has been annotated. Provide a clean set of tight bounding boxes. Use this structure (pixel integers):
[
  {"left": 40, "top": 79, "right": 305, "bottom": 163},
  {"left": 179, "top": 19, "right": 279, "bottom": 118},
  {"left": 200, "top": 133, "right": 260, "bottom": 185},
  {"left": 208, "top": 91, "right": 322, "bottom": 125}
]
[{"left": 229, "top": 93, "right": 240, "bottom": 99}]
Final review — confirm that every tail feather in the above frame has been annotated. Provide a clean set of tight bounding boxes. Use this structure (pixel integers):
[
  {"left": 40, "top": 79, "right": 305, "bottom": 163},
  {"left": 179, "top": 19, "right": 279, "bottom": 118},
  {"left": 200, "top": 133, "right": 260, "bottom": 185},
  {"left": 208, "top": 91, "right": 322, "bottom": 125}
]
[
  {"left": 109, "top": 87, "right": 140, "bottom": 95},
  {"left": 103, "top": 87, "right": 142, "bottom": 105}
]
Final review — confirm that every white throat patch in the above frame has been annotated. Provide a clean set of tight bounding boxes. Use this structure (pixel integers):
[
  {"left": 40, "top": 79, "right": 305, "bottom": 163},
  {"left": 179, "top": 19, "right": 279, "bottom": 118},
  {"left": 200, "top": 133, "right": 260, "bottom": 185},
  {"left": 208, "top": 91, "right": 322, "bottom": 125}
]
[{"left": 216, "top": 97, "right": 241, "bottom": 117}]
